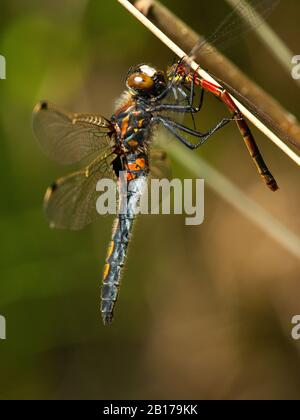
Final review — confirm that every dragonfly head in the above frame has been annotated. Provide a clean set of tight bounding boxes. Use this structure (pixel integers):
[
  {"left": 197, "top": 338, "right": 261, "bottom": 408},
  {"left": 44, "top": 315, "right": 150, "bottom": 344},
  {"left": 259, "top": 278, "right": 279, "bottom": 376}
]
[{"left": 126, "top": 64, "right": 166, "bottom": 99}]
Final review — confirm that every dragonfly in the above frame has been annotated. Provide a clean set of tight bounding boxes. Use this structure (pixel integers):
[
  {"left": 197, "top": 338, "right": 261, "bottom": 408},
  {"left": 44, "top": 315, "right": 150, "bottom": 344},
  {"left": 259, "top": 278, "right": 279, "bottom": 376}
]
[{"left": 33, "top": 0, "right": 284, "bottom": 325}]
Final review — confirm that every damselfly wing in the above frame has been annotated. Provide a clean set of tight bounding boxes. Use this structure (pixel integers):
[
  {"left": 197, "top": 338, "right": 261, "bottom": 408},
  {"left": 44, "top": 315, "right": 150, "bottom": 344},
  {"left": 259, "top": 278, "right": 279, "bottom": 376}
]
[{"left": 190, "top": 0, "right": 280, "bottom": 57}]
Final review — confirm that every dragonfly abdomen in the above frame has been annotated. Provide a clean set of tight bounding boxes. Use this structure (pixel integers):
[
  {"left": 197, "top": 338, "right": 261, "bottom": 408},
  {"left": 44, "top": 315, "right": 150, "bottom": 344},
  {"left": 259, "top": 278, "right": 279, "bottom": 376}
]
[
  {"left": 101, "top": 217, "right": 133, "bottom": 325},
  {"left": 101, "top": 175, "right": 148, "bottom": 325}
]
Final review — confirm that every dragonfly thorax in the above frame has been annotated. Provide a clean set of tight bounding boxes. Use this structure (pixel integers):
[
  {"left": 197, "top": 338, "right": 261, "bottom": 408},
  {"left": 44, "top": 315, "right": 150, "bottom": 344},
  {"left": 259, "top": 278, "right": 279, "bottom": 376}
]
[{"left": 126, "top": 64, "right": 166, "bottom": 99}]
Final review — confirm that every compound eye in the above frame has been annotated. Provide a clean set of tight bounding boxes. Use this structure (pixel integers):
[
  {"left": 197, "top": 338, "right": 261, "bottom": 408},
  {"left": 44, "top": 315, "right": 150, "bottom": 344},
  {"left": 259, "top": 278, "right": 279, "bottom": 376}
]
[{"left": 127, "top": 72, "right": 154, "bottom": 91}]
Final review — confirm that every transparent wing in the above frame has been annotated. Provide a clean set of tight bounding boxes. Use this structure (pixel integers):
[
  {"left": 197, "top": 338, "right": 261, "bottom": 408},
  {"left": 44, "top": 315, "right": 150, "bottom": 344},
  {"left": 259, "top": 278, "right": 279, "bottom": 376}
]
[
  {"left": 211, "top": 72, "right": 300, "bottom": 150},
  {"left": 190, "top": 0, "right": 280, "bottom": 56},
  {"left": 149, "top": 148, "right": 172, "bottom": 180},
  {"left": 138, "top": 147, "right": 171, "bottom": 214},
  {"left": 44, "top": 152, "right": 117, "bottom": 230},
  {"left": 33, "top": 101, "right": 114, "bottom": 165}
]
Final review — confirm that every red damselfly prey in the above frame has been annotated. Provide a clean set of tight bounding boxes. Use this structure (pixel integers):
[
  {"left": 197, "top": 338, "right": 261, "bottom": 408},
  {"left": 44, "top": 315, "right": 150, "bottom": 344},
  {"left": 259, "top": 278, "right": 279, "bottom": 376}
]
[{"left": 33, "top": 0, "right": 285, "bottom": 325}]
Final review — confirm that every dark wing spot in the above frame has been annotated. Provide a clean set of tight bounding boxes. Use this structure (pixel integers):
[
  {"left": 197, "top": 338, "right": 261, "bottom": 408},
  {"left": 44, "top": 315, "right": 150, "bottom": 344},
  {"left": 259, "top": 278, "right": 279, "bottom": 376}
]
[
  {"left": 40, "top": 101, "right": 48, "bottom": 111},
  {"left": 50, "top": 181, "right": 58, "bottom": 192}
]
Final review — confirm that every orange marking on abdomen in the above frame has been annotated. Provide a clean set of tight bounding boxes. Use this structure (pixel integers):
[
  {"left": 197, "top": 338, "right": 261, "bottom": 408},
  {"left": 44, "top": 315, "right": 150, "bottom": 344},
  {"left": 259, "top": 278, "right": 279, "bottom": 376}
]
[
  {"left": 126, "top": 172, "right": 136, "bottom": 181},
  {"left": 125, "top": 157, "right": 147, "bottom": 181},
  {"left": 127, "top": 158, "right": 146, "bottom": 172},
  {"left": 128, "top": 139, "right": 138, "bottom": 147},
  {"left": 106, "top": 241, "right": 114, "bottom": 259},
  {"left": 103, "top": 263, "right": 110, "bottom": 281},
  {"left": 136, "top": 158, "right": 146, "bottom": 169},
  {"left": 121, "top": 116, "right": 130, "bottom": 137}
]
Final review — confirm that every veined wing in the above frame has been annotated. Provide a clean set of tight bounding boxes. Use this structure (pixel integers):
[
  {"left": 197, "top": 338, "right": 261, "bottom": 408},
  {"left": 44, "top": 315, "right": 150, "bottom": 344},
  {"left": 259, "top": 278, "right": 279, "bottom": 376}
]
[
  {"left": 33, "top": 101, "right": 114, "bottom": 165},
  {"left": 44, "top": 152, "right": 117, "bottom": 230},
  {"left": 150, "top": 148, "right": 172, "bottom": 180},
  {"left": 146, "top": 147, "right": 172, "bottom": 213},
  {"left": 190, "top": 0, "right": 279, "bottom": 57}
]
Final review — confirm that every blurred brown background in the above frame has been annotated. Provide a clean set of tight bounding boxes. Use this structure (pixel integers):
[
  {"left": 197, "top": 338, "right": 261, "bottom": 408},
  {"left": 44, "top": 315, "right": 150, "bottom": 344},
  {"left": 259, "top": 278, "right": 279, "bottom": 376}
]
[{"left": 0, "top": 0, "right": 299, "bottom": 400}]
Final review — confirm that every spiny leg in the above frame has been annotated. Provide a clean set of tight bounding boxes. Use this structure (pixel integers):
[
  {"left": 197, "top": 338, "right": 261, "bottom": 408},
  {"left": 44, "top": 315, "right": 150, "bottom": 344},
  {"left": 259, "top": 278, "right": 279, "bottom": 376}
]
[
  {"left": 161, "top": 116, "right": 233, "bottom": 138},
  {"left": 151, "top": 100, "right": 202, "bottom": 114},
  {"left": 153, "top": 116, "right": 233, "bottom": 150},
  {"left": 177, "top": 72, "right": 205, "bottom": 110},
  {"left": 177, "top": 83, "right": 205, "bottom": 131}
]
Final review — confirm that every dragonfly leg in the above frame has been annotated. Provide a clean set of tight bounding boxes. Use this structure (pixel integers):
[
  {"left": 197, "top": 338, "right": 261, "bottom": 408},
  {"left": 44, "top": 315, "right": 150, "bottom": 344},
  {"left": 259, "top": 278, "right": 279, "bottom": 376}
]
[
  {"left": 151, "top": 102, "right": 201, "bottom": 114},
  {"left": 177, "top": 72, "right": 205, "bottom": 110},
  {"left": 153, "top": 82, "right": 174, "bottom": 102},
  {"left": 153, "top": 116, "right": 232, "bottom": 150},
  {"left": 189, "top": 71, "right": 205, "bottom": 111},
  {"left": 161, "top": 116, "right": 232, "bottom": 137},
  {"left": 198, "top": 78, "right": 279, "bottom": 191},
  {"left": 151, "top": 77, "right": 204, "bottom": 114}
]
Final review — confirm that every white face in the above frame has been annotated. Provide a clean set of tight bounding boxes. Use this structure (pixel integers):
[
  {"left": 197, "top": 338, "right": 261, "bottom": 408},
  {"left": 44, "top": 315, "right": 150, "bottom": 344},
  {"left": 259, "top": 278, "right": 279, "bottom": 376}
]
[{"left": 139, "top": 65, "right": 156, "bottom": 78}]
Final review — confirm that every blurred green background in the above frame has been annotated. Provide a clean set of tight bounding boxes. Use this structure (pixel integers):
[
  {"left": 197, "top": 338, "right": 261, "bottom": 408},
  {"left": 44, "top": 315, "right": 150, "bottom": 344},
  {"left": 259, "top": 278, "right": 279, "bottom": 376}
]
[{"left": 0, "top": 0, "right": 300, "bottom": 400}]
